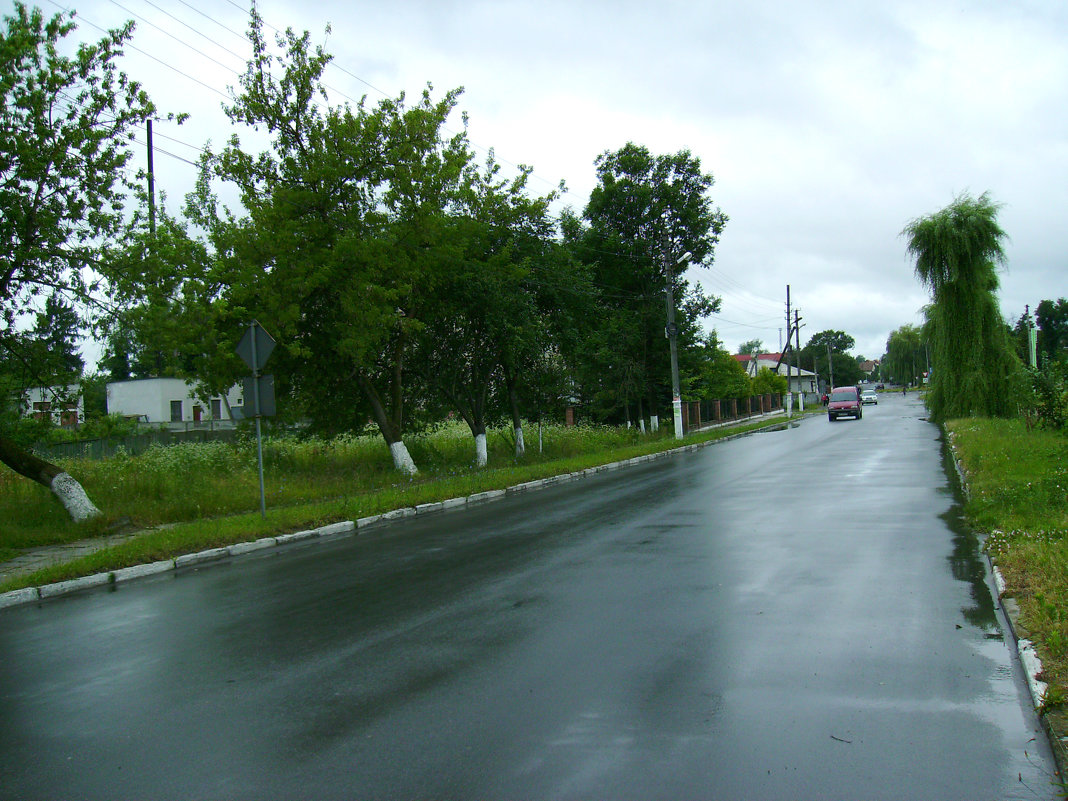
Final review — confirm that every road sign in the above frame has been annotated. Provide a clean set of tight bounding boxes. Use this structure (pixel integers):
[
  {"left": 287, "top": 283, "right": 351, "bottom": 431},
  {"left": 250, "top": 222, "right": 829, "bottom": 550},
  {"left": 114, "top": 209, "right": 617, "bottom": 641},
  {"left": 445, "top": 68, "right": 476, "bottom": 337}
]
[
  {"left": 236, "top": 321, "right": 275, "bottom": 372},
  {"left": 243, "top": 374, "right": 276, "bottom": 418}
]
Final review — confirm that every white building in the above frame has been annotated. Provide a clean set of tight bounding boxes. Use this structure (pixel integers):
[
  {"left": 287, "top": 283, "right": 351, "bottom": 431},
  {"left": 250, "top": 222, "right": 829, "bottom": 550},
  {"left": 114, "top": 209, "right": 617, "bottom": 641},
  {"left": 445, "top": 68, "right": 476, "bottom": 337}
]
[
  {"left": 736, "top": 353, "right": 819, "bottom": 395},
  {"left": 19, "top": 384, "right": 84, "bottom": 427},
  {"left": 106, "top": 378, "right": 243, "bottom": 428}
]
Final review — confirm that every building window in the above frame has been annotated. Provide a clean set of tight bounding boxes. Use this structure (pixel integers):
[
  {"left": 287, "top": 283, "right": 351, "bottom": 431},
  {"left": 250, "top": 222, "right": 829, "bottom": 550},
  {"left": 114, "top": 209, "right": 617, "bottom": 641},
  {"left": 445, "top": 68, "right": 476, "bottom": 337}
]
[
  {"left": 170, "top": 400, "right": 183, "bottom": 422},
  {"left": 211, "top": 399, "right": 222, "bottom": 419}
]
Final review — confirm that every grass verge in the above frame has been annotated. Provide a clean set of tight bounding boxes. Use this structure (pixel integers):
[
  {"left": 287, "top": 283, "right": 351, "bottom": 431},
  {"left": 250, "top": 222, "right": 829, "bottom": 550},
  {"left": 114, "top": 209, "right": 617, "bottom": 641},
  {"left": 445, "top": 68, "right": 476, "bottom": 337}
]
[
  {"left": 0, "top": 416, "right": 788, "bottom": 594},
  {"left": 947, "top": 417, "right": 1068, "bottom": 708}
]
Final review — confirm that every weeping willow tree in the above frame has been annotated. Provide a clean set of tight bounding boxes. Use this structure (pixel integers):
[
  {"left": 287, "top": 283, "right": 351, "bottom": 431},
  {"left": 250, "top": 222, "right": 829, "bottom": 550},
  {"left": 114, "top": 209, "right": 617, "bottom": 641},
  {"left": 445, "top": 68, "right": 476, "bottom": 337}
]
[{"left": 902, "top": 192, "right": 1022, "bottom": 421}]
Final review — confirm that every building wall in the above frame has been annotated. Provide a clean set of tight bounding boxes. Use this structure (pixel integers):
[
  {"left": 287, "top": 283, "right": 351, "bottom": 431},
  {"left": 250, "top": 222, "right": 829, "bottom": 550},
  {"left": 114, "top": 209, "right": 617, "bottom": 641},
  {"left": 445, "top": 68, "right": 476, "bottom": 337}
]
[
  {"left": 106, "top": 378, "right": 243, "bottom": 425},
  {"left": 20, "top": 384, "right": 84, "bottom": 426}
]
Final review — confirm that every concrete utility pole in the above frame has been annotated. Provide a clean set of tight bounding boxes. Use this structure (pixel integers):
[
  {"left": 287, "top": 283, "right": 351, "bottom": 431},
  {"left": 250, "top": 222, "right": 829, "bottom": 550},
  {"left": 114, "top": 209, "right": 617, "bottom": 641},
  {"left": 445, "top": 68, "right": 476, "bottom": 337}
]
[
  {"left": 666, "top": 251, "right": 691, "bottom": 440},
  {"left": 146, "top": 119, "right": 156, "bottom": 237},
  {"left": 827, "top": 341, "right": 835, "bottom": 389},
  {"left": 794, "top": 309, "right": 803, "bottom": 409},
  {"left": 785, "top": 285, "right": 792, "bottom": 415}
]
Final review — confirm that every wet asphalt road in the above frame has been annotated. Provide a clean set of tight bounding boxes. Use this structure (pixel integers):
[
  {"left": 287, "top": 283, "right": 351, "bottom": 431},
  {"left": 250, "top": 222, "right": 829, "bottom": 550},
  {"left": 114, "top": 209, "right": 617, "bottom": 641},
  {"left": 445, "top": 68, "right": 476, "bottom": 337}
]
[{"left": 0, "top": 395, "right": 1058, "bottom": 800}]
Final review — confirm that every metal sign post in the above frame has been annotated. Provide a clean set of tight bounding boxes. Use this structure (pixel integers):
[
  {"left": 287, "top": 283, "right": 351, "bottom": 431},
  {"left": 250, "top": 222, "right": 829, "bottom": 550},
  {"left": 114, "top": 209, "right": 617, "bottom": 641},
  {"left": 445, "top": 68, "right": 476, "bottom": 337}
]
[{"left": 237, "top": 321, "right": 277, "bottom": 518}]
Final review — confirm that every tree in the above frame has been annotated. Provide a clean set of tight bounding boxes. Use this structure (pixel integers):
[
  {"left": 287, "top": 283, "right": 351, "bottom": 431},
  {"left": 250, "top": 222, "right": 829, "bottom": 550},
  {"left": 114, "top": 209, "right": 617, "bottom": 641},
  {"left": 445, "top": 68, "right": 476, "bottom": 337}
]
[
  {"left": 186, "top": 8, "right": 470, "bottom": 473},
  {"left": 882, "top": 324, "right": 923, "bottom": 386},
  {"left": 575, "top": 143, "right": 727, "bottom": 425},
  {"left": 1036, "top": 298, "right": 1068, "bottom": 365},
  {"left": 695, "top": 335, "right": 751, "bottom": 400},
  {"left": 903, "top": 192, "right": 1022, "bottom": 420},
  {"left": 0, "top": 4, "right": 160, "bottom": 521},
  {"left": 751, "top": 366, "right": 787, "bottom": 396},
  {"left": 737, "top": 339, "right": 764, "bottom": 357},
  {"left": 801, "top": 330, "right": 862, "bottom": 387}
]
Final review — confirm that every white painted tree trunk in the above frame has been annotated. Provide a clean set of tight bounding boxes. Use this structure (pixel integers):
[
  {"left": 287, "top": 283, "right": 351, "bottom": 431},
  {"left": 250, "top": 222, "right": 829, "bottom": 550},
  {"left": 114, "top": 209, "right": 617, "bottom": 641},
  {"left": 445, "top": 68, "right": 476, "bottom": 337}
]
[
  {"left": 389, "top": 441, "right": 419, "bottom": 475},
  {"left": 51, "top": 472, "right": 102, "bottom": 523},
  {"left": 514, "top": 427, "right": 525, "bottom": 458},
  {"left": 474, "top": 433, "right": 488, "bottom": 467},
  {"left": 639, "top": 418, "right": 646, "bottom": 434},
  {"left": 650, "top": 414, "right": 659, "bottom": 432}
]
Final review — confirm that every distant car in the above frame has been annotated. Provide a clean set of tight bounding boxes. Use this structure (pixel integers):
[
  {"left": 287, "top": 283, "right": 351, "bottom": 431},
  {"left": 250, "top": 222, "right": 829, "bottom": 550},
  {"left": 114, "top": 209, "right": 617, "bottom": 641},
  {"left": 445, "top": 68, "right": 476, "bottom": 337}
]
[
  {"left": 828, "top": 386, "right": 863, "bottom": 421},
  {"left": 861, "top": 389, "right": 878, "bottom": 405}
]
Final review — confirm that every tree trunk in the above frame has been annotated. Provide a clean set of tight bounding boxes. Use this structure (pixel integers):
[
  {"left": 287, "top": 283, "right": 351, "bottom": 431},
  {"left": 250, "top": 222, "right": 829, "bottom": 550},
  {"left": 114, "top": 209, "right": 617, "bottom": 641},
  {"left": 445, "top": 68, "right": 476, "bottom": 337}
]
[
  {"left": 505, "top": 372, "right": 525, "bottom": 459},
  {"left": 0, "top": 435, "right": 102, "bottom": 522},
  {"left": 356, "top": 373, "right": 418, "bottom": 476}
]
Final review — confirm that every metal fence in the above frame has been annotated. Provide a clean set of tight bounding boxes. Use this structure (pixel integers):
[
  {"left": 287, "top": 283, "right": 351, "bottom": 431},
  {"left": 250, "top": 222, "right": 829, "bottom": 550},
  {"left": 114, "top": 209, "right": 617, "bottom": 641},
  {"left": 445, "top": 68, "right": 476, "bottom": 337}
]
[{"left": 33, "top": 427, "right": 241, "bottom": 461}]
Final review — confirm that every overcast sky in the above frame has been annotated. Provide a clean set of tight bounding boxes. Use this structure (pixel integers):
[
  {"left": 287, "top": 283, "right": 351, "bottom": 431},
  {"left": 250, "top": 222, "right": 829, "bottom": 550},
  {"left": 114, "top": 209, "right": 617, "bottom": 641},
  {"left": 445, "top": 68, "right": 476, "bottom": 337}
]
[{"left": 54, "top": 0, "right": 1068, "bottom": 361}]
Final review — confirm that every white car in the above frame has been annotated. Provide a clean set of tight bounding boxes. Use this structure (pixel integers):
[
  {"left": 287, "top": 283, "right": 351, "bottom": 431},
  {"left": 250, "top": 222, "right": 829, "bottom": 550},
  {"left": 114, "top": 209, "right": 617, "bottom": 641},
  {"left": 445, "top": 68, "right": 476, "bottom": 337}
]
[{"left": 861, "top": 390, "right": 878, "bottom": 405}]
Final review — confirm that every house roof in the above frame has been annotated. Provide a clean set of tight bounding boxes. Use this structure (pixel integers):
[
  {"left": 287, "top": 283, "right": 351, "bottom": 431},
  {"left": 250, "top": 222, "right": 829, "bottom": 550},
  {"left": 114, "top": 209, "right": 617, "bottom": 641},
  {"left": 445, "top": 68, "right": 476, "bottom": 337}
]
[{"left": 733, "top": 353, "right": 815, "bottom": 378}]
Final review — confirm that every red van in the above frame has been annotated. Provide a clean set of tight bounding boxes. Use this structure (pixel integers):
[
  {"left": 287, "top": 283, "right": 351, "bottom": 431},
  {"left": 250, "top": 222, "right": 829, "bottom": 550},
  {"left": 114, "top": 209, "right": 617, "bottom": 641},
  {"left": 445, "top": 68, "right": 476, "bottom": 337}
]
[{"left": 827, "top": 386, "right": 863, "bottom": 421}]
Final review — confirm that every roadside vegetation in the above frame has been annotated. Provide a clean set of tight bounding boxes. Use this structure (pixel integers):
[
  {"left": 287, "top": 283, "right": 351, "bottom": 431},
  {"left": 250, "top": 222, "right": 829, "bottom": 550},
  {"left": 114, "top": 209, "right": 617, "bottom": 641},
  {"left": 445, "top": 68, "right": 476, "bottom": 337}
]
[
  {"left": 0, "top": 415, "right": 789, "bottom": 593},
  {"left": 948, "top": 418, "right": 1068, "bottom": 707}
]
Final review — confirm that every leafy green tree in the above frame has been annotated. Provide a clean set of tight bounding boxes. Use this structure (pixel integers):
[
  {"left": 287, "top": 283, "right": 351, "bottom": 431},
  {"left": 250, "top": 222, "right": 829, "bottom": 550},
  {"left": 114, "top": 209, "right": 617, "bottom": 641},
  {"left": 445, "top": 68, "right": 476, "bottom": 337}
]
[
  {"left": 751, "top": 366, "right": 787, "bottom": 396},
  {"left": 800, "top": 330, "right": 861, "bottom": 387},
  {"left": 882, "top": 324, "right": 923, "bottom": 386},
  {"left": 737, "top": 339, "right": 764, "bottom": 357},
  {"left": 574, "top": 142, "right": 726, "bottom": 425},
  {"left": 1036, "top": 298, "right": 1068, "bottom": 365},
  {"left": 413, "top": 152, "right": 561, "bottom": 465},
  {"left": 696, "top": 334, "right": 750, "bottom": 400},
  {"left": 903, "top": 192, "right": 1022, "bottom": 420},
  {"left": 0, "top": 3, "right": 161, "bottom": 520},
  {"left": 186, "top": 9, "right": 470, "bottom": 473}
]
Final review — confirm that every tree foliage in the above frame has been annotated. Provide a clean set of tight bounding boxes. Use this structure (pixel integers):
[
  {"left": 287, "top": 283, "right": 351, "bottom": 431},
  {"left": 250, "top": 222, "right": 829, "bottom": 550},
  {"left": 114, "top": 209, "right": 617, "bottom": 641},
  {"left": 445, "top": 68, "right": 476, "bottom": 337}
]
[
  {"left": 0, "top": 3, "right": 165, "bottom": 519},
  {"left": 568, "top": 142, "right": 727, "bottom": 423},
  {"left": 903, "top": 192, "right": 1022, "bottom": 420},
  {"left": 882, "top": 324, "right": 924, "bottom": 386}
]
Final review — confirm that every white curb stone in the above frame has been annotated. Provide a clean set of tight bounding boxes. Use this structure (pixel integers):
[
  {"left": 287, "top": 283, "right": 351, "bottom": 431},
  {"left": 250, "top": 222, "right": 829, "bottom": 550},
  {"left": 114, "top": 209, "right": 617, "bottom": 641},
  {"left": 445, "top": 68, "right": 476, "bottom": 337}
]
[
  {"left": 276, "top": 530, "right": 318, "bottom": 545},
  {"left": 416, "top": 502, "right": 444, "bottom": 515},
  {"left": 175, "top": 547, "right": 230, "bottom": 568},
  {"left": 0, "top": 587, "right": 40, "bottom": 608},
  {"left": 111, "top": 560, "right": 175, "bottom": 583},
  {"left": 39, "top": 572, "right": 111, "bottom": 598},
  {"left": 381, "top": 507, "right": 416, "bottom": 521},
  {"left": 468, "top": 489, "right": 505, "bottom": 504},
  {"left": 317, "top": 521, "right": 355, "bottom": 537},
  {"left": 228, "top": 537, "right": 277, "bottom": 556},
  {"left": 357, "top": 514, "right": 382, "bottom": 528},
  {"left": 442, "top": 497, "right": 467, "bottom": 510},
  {"left": 1019, "top": 639, "right": 1049, "bottom": 708}
]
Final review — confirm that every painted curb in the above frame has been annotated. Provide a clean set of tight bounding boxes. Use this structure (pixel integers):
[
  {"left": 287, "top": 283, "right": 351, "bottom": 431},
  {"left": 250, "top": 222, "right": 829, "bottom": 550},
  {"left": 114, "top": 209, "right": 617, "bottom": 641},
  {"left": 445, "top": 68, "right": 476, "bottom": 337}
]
[
  {"left": 0, "top": 586, "right": 40, "bottom": 608},
  {"left": 175, "top": 547, "right": 230, "bottom": 569},
  {"left": 39, "top": 572, "right": 111, "bottom": 598},
  {"left": 112, "top": 560, "right": 175, "bottom": 583},
  {"left": 228, "top": 538, "right": 278, "bottom": 556}
]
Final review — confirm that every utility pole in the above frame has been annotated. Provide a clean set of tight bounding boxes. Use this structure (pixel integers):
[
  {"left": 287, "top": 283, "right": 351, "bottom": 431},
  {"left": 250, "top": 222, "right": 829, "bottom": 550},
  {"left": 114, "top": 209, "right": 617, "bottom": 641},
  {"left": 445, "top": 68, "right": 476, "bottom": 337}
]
[
  {"left": 665, "top": 251, "right": 691, "bottom": 440},
  {"left": 794, "top": 309, "right": 803, "bottom": 408},
  {"left": 146, "top": 119, "right": 156, "bottom": 237},
  {"left": 785, "top": 285, "right": 792, "bottom": 415},
  {"left": 827, "top": 341, "right": 835, "bottom": 390}
]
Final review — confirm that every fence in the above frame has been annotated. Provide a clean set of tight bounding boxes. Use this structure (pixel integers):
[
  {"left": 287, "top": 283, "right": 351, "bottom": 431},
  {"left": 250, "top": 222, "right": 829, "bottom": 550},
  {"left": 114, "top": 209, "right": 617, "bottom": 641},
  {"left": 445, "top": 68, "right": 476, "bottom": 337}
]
[
  {"left": 33, "top": 427, "right": 241, "bottom": 461},
  {"left": 688, "top": 393, "right": 783, "bottom": 431}
]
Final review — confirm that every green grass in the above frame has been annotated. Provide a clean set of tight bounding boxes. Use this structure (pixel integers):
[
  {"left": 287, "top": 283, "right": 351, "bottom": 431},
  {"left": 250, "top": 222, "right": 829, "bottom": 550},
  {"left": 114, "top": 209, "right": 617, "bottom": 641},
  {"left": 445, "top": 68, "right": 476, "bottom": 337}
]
[
  {"left": 0, "top": 416, "right": 788, "bottom": 593},
  {"left": 947, "top": 417, "right": 1068, "bottom": 708}
]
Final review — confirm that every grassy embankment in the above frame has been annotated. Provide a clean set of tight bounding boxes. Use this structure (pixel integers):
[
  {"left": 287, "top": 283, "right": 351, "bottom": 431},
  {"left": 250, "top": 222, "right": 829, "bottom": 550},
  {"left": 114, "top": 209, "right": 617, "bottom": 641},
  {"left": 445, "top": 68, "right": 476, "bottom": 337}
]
[
  {"left": 947, "top": 418, "right": 1068, "bottom": 707},
  {"left": 0, "top": 415, "right": 788, "bottom": 593}
]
